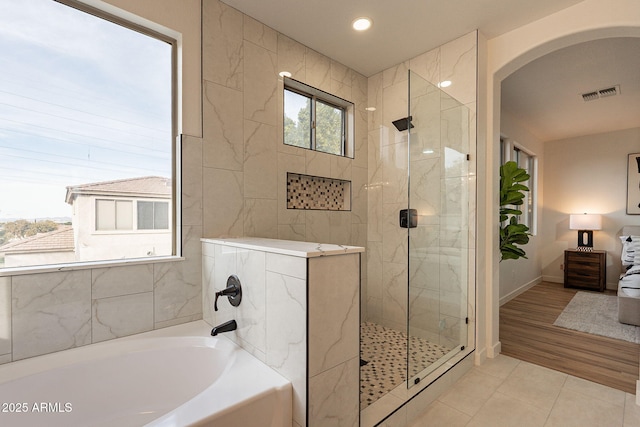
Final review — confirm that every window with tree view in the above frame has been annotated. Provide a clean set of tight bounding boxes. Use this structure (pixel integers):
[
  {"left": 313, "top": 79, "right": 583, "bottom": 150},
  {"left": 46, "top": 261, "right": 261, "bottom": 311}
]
[
  {"left": 0, "top": 0, "right": 176, "bottom": 269},
  {"left": 283, "top": 78, "right": 353, "bottom": 157}
]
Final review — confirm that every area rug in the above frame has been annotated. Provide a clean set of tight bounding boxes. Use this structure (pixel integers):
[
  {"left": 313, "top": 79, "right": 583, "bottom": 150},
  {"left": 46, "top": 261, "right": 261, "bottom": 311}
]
[{"left": 553, "top": 291, "right": 640, "bottom": 344}]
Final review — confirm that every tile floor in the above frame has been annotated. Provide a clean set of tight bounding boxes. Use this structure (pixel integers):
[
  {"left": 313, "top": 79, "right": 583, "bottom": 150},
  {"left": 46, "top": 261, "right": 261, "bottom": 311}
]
[{"left": 406, "top": 354, "right": 640, "bottom": 427}]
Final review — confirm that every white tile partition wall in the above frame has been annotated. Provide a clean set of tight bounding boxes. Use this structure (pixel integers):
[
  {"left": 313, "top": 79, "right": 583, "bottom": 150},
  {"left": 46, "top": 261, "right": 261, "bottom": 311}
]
[{"left": 202, "top": 237, "right": 362, "bottom": 427}]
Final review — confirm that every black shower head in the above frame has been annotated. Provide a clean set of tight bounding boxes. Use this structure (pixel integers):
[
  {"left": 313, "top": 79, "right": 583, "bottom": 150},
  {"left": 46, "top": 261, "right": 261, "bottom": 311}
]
[{"left": 392, "top": 116, "right": 414, "bottom": 132}]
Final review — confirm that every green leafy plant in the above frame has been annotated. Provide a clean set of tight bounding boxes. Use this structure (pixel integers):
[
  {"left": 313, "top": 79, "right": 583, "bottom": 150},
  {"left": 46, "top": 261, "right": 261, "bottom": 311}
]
[{"left": 499, "top": 161, "right": 531, "bottom": 261}]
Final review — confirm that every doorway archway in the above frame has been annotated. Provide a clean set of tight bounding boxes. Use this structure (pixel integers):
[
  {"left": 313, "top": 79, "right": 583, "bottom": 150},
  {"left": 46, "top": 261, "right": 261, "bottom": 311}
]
[{"left": 480, "top": 0, "right": 640, "bottom": 365}]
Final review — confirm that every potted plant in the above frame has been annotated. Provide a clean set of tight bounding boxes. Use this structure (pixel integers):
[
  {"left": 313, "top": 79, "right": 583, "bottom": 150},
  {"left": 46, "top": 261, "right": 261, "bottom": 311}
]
[{"left": 499, "top": 161, "right": 531, "bottom": 261}]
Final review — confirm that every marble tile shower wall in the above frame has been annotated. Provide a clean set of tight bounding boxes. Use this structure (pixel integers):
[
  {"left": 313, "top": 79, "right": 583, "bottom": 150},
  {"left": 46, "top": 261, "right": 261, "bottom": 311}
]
[
  {"left": 201, "top": 0, "right": 368, "bottom": 270},
  {"left": 366, "top": 31, "right": 477, "bottom": 347},
  {"left": 0, "top": 134, "right": 205, "bottom": 363}
]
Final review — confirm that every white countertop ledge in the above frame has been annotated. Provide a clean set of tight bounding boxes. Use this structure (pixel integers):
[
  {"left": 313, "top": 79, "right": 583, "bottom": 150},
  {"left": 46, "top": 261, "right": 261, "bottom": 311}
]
[{"left": 201, "top": 237, "right": 364, "bottom": 258}]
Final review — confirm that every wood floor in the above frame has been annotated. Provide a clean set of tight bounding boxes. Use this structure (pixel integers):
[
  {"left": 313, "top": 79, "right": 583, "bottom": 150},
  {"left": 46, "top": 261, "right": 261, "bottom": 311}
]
[{"left": 500, "top": 281, "right": 640, "bottom": 394}]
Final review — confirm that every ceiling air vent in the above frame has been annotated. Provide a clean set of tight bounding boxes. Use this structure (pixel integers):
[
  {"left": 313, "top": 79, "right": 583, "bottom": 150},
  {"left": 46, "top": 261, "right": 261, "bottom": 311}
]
[
  {"left": 598, "top": 85, "right": 619, "bottom": 98},
  {"left": 581, "top": 85, "right": 621, "bottom": 102}
]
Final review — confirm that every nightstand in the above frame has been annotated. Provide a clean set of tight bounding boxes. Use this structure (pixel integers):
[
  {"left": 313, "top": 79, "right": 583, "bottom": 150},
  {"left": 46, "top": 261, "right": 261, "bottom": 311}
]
[{"left": 564, "top": 249, "right": 606, "bottom": 292}]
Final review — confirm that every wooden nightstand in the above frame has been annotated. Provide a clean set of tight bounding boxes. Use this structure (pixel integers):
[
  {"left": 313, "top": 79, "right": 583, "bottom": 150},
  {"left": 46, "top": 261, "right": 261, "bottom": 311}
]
[{"left": 564, "top": 249, "right": 606, "bottom": 292}]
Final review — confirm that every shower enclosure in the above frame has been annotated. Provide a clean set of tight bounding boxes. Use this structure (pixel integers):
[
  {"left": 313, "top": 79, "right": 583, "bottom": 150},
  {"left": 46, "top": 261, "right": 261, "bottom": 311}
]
[{"left": 362, "top": 70, "right": 473, "bottom": 413}]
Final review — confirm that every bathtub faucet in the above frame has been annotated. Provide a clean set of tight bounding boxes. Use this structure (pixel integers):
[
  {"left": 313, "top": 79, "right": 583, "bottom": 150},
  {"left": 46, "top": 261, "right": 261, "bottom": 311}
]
[{"left": 211, "top": 319, "right": 237, "bottom": 336}]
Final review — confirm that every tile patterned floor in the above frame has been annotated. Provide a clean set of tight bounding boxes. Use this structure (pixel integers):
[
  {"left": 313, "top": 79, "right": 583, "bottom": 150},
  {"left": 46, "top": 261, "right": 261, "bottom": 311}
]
[
  {"left": 360, "top": 322, "right": 450, "bottom": 408},
  {"left": 403, "top": 355, "right": 640, "bottom": 427}
]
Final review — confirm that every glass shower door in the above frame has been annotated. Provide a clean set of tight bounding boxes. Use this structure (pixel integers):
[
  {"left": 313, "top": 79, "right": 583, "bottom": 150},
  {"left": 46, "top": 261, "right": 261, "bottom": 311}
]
[{"left": 407, "top": 70, "right": 470, "bottom": 386}]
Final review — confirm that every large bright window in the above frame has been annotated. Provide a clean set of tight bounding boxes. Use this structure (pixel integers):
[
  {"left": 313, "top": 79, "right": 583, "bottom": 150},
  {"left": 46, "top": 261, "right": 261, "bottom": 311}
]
[
  {"left": 0, "top": 0, "right": 176, "bottom": 269},
  {"left": 283, "top": 77, "right": 354, "bottom": 157}
]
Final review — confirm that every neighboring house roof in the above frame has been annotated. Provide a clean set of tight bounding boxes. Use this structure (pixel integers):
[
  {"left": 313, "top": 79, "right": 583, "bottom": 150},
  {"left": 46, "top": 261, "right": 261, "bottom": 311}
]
[
  {"left": 65, "top": 176, "right": 171, "bottom": 204},
  {"left": 0, "top": 226, "right": 74, "bottom": 254}
]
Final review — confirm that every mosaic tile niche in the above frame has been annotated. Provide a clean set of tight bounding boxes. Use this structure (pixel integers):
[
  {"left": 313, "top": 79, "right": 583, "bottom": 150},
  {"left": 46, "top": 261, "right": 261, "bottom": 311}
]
[{"left": 287, "top": 172, "right": 351, "bottom": 211}]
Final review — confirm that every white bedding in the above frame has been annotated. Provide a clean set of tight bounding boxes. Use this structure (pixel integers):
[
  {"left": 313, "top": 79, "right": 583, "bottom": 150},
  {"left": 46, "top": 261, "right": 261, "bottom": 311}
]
[
  {"left": 620, "top": 285, "right": 640, "bottom": 298},
  {"left": 619, "top": 235, "right": 640, "bottom": 297},
  {"left": 618, "top": 227, "right": 640, "bottom": 326},
  {"left": 620, "top": 264, "right": 640, "bottom": 295}
]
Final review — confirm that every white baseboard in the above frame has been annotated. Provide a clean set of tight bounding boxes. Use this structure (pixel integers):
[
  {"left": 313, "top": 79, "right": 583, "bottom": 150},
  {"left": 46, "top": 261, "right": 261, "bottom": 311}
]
[
  {"left": 500, "top": 276, "right": 543, "bottom": 306},
  {"left": 542, "top": 275, "right": 563, "bottom": 284},
  {"left": 487, "top": 341, "right": 501, "bottom": 358},
  {"left": 474, "top": 347, "right": 487, "bottom": 365}
]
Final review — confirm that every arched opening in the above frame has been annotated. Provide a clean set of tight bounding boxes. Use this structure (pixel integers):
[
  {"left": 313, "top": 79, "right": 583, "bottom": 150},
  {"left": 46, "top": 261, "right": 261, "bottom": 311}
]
[{"left": 482, "top": 1, "right": 640, "bottom": 367}]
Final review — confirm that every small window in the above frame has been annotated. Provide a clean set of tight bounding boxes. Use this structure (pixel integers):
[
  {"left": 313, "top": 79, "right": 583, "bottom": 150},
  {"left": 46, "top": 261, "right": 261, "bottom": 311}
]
[
  {"left": 96, "top": 200, "right": 133, "bottom": 231},
  {"left": 283, "top": 78, "right": 353, "bottom": 157},
  {"left": 284, "top": 90, "right": 312, "bottom": 149},
  {"left": 138, "top": 201, "right": 169, "bottom": 230},
  {"left": 315, "top": 100, "right": 344, "bottom": 155}
]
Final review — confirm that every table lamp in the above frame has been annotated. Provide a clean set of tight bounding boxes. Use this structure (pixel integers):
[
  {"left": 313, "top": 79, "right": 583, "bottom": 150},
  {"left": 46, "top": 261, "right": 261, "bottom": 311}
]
[{"left": 569, "top": 213, "right": 601, "bottom": 251}]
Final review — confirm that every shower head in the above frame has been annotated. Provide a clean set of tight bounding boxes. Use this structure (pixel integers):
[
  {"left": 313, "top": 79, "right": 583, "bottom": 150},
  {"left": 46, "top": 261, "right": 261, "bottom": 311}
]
[{"left": 392, "top": 116, "right": 414, "bottom": 132}]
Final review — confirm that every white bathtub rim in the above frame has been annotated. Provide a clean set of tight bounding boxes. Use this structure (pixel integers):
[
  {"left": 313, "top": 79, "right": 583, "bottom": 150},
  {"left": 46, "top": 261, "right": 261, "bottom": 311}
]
[
  {"left": 0, "top": 321, "right": 231, "bottom": 383},
  {"left": 0, "top": 321, "right": 292, "bottom": 427},
  {"left": 149, "top": 347, "right": 292, "bottom": 427}
]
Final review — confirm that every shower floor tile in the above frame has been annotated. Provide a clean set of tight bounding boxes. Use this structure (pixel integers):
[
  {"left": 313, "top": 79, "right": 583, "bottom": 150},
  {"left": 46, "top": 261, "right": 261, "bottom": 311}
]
[{"left": 360, "top": 322, "right": 451, "bottom": 408}]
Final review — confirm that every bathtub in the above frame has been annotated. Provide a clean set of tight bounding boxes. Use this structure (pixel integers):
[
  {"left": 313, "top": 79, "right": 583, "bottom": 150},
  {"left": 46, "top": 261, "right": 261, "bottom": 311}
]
[{"left": 0, "top": 321, "right": 292, "bottom": 427}]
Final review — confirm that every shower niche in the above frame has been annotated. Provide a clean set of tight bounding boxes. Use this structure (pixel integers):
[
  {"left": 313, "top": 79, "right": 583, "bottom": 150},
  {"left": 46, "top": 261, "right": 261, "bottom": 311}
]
[
  {"left": 362, "top": 70, "right": 474, "bottom": 422},
  {"left": 286, "top": 172, "right": 351, "bottom": 211}
]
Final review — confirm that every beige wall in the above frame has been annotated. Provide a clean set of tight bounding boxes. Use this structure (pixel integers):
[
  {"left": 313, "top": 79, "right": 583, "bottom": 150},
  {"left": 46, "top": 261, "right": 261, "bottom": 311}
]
[
  {"left": 541, "top": 127, "right": 640, "bottom": 288},
  {"left": 498, "top": 110, "right": 545, "bottom": 303},
  {"left": 484, "top": 0, "right": 640, "bottom": 359}
]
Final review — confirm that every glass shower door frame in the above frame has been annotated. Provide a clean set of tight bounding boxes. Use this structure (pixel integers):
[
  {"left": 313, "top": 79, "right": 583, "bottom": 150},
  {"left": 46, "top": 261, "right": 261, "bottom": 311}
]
[{"left": 406, "top": 70, "right": 471, "bottom": 388}]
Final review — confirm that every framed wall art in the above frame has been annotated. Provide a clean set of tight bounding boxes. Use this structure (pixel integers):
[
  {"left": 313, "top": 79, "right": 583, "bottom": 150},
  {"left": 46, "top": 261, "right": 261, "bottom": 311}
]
[{"left": 627, "top": 153, "right": 640, "bottom": 214}]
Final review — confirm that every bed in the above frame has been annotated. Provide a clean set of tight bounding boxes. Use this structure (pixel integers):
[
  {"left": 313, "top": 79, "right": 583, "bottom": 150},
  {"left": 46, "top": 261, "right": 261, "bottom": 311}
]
[{"left": 618, "top": 226, "right": 640, "bottom": 326}]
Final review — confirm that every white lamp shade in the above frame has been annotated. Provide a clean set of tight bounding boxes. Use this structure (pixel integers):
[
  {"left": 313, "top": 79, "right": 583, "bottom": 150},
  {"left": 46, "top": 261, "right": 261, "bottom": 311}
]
[{"left": 569, "top": 214, "right": 602, "bottom": 230}]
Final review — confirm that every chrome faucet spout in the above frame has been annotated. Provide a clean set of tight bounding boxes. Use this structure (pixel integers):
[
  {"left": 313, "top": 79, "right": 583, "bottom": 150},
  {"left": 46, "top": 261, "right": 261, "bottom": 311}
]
[{"left": 211, "top": 319, "right": 237, "bottom": 336}]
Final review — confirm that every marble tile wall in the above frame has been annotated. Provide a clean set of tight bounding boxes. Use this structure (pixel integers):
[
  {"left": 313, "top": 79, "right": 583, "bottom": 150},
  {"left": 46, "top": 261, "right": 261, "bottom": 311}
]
[
  {"left": 308, "top": 254, "right": 360, "bottom": 427},
  {"left": 201, "top": 4, "right": 369, "bottom": 398},
  {"left": 202, "top": 241, "right": 360, "bottom": 427},
  {"left": 0, "top": 134, "right": 205, "bottom": 363},
  {"left": 201, "top": 0, "right": 368, "bottom": 278},
  {"left": 366, "top": 31, "right": 477, "bottom": 350}
]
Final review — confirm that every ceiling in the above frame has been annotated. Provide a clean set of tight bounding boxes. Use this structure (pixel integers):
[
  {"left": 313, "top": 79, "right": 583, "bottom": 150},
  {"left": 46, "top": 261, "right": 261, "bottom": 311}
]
[
  {"left": 220, "top": 0, "right": 585, "bottom": 77},
  {"left": 221, "top": 0, "right": 639, "bottom": 142},
  {"left": 502, "top": 37, "right": 640, "bottom": 142}
]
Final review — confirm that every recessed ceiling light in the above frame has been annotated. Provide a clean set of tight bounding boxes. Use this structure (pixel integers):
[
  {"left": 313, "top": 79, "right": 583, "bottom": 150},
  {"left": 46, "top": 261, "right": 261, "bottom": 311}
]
[
  {"left": 279, "top": 71, "right": 292, "bottom": 78},
  {"left": 438, "top": 80, "right": 452, "bottom": 88},
  {"left": 352, "top": 17, "right": 372, "bottom": 31}
]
